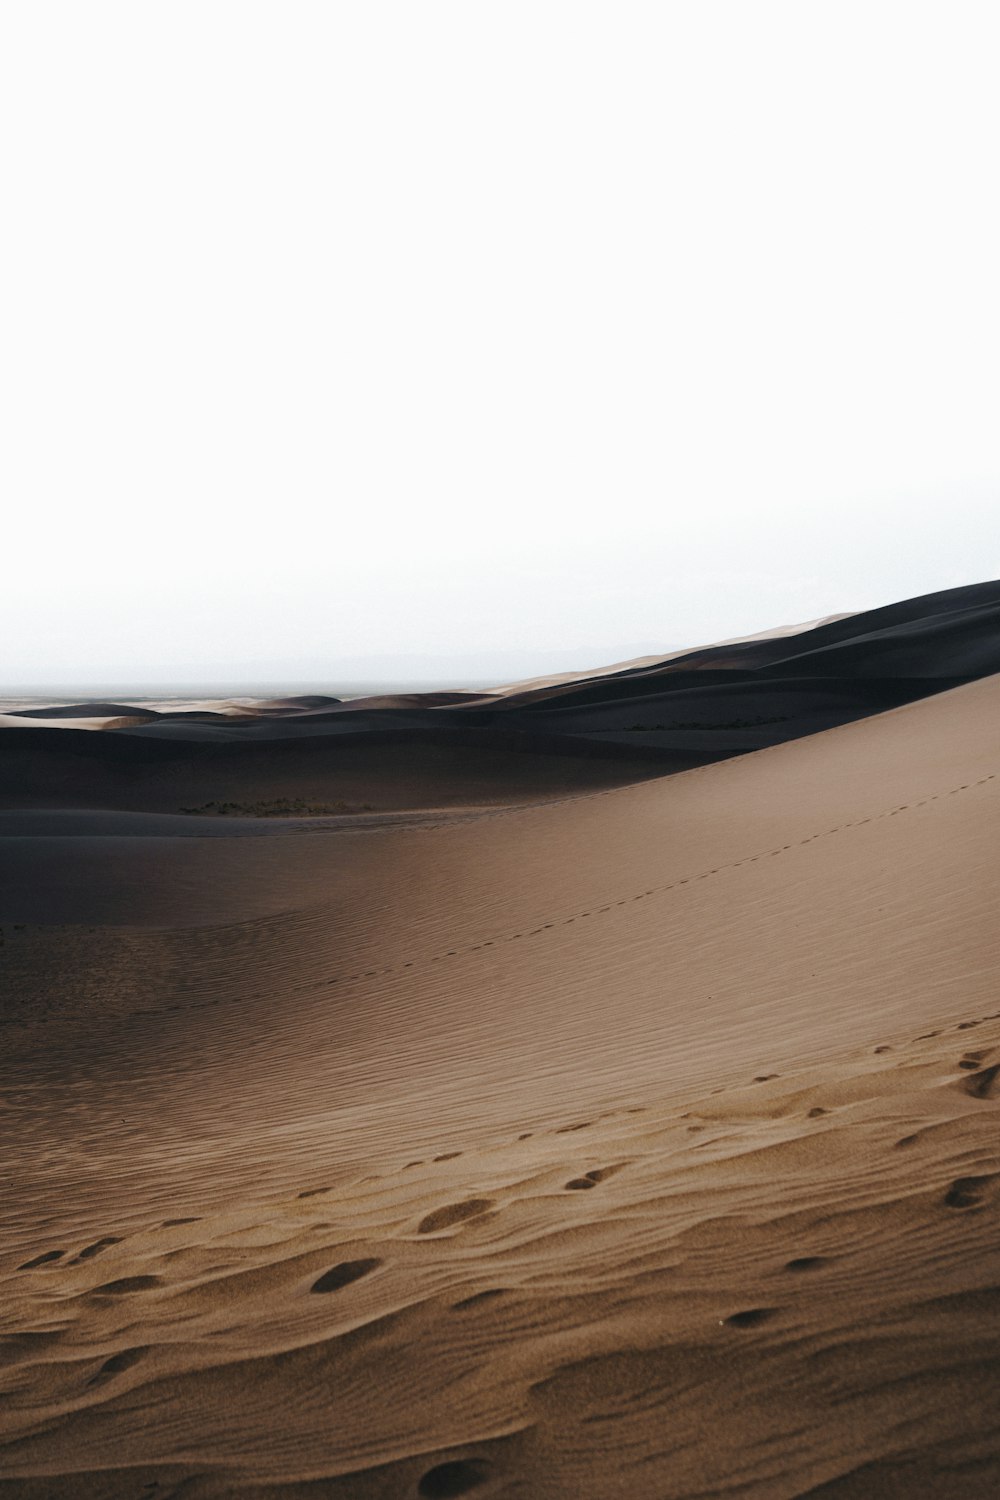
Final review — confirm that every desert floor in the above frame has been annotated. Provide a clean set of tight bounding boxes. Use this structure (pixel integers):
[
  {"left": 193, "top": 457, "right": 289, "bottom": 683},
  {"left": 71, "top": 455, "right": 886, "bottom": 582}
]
[{"left": 2, "top": 673, "right": 999, "bottom": 1497}]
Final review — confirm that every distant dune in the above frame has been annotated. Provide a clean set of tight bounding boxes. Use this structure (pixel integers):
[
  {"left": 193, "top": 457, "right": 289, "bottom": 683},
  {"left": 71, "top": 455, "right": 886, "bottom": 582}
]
[
  {"left": 3, "top": 581, "right": 1000, "bottom": 820},
  {"left": 2, "top": 584, "right": 999, "bottom": 1497}
]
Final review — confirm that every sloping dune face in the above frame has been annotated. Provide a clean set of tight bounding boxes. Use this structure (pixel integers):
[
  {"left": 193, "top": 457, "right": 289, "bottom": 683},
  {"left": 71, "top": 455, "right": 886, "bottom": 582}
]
[
  {"left": 5, "top": 582, "right": 1000, "bottom": 813},
  {"left": 2, "top": 673, "right": 1000, "bottom": 1493}
]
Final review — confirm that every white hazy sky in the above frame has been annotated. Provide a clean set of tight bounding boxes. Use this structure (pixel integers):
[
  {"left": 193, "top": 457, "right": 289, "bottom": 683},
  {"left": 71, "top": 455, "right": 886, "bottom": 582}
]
[{"left": 2, "top": 2, "right": 998, "bottom": 687}]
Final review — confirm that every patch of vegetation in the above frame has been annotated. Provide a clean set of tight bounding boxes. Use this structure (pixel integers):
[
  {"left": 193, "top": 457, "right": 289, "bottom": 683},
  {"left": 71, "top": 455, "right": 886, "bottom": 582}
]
[{"left": 179, "top": 798, "right": 375, "bottom": 817}]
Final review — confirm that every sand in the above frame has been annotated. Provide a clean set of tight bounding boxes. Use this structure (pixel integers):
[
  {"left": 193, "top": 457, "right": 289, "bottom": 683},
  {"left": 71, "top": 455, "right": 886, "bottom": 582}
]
[
  {"left": 2, "top": 627, "right": 1000, "bottom": 1494},
  {"left": 6, "top": 583, "right": 1000, "bottom": 810}
]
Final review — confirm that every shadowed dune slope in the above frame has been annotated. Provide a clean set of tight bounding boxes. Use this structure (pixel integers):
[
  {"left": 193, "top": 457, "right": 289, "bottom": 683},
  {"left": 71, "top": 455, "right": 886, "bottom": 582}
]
[
  {"left": 2, "top": 671, "right": 1000, "bottom": 1496},
  {"left": 4, "top": 583, "right": 1000, "bottom": 807},
  {"left": 0, "top": 729, "right": 688, "bottom": 814},
  {"left": 503, "top": 577, "right": 1000, "bottom": 695},
  {"left": 487, "top": 580, "right": 1000, "bottom": 751}
]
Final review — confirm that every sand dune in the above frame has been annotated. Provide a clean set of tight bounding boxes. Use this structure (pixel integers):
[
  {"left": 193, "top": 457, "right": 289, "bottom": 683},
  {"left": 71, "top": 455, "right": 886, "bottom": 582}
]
[
  {"left": 2, "top": 594, "right": 1000, "bottom": 1496},
  {"left": 0, "top": 729, "right": 685, "bottom": 816},
  {"left": 5, "top": 583, "right": 1000, "bottom": 817}
]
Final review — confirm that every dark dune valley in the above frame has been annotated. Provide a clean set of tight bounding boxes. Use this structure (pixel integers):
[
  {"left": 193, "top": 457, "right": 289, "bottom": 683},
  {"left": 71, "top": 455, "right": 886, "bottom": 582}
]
[{"left": 2, "top": 581, "right": 1000, "bottom": 1497}]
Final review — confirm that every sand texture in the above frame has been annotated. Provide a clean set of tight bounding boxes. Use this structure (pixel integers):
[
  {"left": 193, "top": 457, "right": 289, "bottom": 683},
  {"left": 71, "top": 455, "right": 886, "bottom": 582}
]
[{"left": 2, "top": 599, "right": 1000, "bottom": 1497}]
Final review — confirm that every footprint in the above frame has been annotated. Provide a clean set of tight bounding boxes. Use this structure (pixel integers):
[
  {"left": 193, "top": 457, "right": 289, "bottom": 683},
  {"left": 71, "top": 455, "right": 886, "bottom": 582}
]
[
  {"left": 72, "top": 1236, "right": 123, "bottom": 1264},
  {"left": 873, "top": 1045, "right": 891, "bottom": 1054},
  {"left": 807, "top": 1107, "right": 828, "bottom": 1119},
  {"left": 403, "top": 1160, "right": 425, "bottom": 1170},
  {"left": 753, "top": 1074, "right": 779, "bottom": 1084},
  {"left": 784, "top": 1256, "right": 830, "bottom": 1272},
  {"left": 89, "top": 1347, "right": 145, "bottom": 1384},
  {"left": 418, "top": 1200, "right": 494, "bottom": 1234},
  {"left": 18, "top": 1250, "right": 64, "bottom": 1270},
  {"left": 564, "top": 1165, "right": 623, "bottom": 1191},
  {"left": 723, "top": 1307, "right": 776, "bottom": 1328},
  {"left": 93, "top": 1276, "right": 162, "bottom": 1294},
  {"left": 944, "top": 1175, "right": 997, "bottom": 1210},
  {"left": 962, "top": 1064, "right": 1000, "bottom": 1100},
  {"left": 310, "top": 1258, "right": 382, "bottom": 1294},
  {"left": 454, "top": 1289, "right": 505, "bottom": 1311},
  {"left": 418, "top": 1459, "right": 492, "bottom": 1498}
]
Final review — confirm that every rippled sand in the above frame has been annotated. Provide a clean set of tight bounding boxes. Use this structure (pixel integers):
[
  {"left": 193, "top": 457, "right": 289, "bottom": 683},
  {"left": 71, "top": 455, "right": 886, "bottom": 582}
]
[{"left": 2, "top": 676, "right": 999, "bottom": 1497}]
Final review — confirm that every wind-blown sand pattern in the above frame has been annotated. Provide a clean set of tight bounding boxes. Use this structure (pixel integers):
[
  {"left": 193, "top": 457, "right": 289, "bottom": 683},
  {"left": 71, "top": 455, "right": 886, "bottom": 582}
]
[{"left": 2, "top": 589, "right": 1000, "bottom": 1497}]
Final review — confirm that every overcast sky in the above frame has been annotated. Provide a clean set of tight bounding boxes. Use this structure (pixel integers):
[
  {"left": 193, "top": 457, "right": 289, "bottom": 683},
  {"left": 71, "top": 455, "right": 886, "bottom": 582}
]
[{"left": 2, "top": 2, "right": 998, "bottom": 688}]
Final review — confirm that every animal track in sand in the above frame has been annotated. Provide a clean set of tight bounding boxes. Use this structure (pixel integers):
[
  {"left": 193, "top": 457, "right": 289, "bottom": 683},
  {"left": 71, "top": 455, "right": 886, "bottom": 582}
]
[
  {"left": 418, "top": 1458, "right": 492, "bottom": 1497},
  {"left": 564, "top": 1165, "right": 625, "bottom": 1190},
  {"left": 93, "top": 1276, "right": 163, "bottom": 1294},
  {"left": 71, "top": 1236, "right": 123, "bottom": 1263},
  {"left": 454, "top": 1289, "right": 505, "bottom": 1310},
  {"left": 18, "top": 1250, "right": 64, "bottom": 1269},
  {"left": 944, "top": 1175, "right": 997, "bottom": 1210},
  {"left": 417, "top": 1199, "right": 495, "bottom": 1234},
  {"left": 312, "top": 772, "right": 999, "bottom": 998},
  {"left": 89, "top": 1347, "right": 145, "bottom": 1383},
  {"left": 723, "top": 1307, "right": 777, "bottom": 1328},
  {"left": 962, "top": 1064, "right": 1000, "bottom": 1099},
  {"left": 310, "top": 1258, "right": 382, "bottom": 1293}
]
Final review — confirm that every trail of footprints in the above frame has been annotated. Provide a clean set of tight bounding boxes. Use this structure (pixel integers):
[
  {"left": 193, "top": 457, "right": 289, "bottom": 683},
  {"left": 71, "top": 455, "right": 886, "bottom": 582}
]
[
  {"left": 13, "top": 768, "right": 987, "bottom": 1022},
  {"left": 316, "top": 771, "right": 999, "bottom": 993},
  {"left": 7, "top": 1014, "right": 999, "bottom": 1497},
  {"left": 14, "top": 1011, "right": 998, "bottom": 1303},
  {"left": 7, "top": 750, "right": 1000, "bottom": 1500}
]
